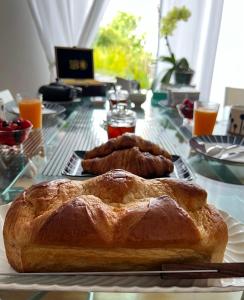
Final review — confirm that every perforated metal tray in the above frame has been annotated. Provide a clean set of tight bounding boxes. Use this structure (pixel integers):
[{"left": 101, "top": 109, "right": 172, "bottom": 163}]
[{"left": 61, "top": 151, "right": 194, "bottom": 180}]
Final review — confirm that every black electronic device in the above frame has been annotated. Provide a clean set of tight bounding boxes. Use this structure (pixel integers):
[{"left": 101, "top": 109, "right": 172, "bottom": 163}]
[{"left": 38, "top": 82, "right": 82, "bottom": 102}]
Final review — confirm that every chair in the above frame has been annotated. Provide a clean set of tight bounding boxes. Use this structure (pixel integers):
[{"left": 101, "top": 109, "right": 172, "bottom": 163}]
[
  {"left": 0, "top": 89, "right": 14, "bottom": 104},
  {"left": 224, "top": 87, "right": 244, "bottom": 106}
]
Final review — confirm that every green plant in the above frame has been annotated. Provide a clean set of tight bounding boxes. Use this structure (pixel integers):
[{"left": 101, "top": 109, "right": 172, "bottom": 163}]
[
  {"left": 159, "top": 6, "right": 192, "bottom": 84},
  {"left": 93, "top": 12, "right": 153, "bottom": 88}
]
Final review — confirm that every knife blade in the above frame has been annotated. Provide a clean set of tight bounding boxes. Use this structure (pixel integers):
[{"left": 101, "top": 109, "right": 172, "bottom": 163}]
[{"left": 161, "top": 262, "right": 244, "bottom": 279}]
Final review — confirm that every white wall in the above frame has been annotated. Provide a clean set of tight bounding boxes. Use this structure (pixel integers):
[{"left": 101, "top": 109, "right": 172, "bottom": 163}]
[{"left": 0, "top": 0, "right": 49, "bottom": 96}]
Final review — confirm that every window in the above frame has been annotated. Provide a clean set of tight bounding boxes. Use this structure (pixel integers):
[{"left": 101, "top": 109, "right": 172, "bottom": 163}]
[{"left": 93, "top": 0, "right": 160, "bottom": 88}]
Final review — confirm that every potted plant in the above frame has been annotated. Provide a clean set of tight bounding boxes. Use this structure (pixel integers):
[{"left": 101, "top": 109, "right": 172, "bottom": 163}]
[{"left": 159, "top": 6, "right": 193, "bottom": 85}]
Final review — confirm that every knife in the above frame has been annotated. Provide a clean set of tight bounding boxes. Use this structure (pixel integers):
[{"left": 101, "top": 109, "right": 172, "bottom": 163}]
[
  {"left": 0, "top": 263, "right": 244, "bottom": 278},
  {"left": 160, "top": 263, "right": 244, "bottom": 279}
]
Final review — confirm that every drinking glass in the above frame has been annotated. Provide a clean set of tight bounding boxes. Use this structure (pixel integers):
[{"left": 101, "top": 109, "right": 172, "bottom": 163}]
[
  {"left": 17, "top": 93, "right": 43, "bottom": 129},
  {"left": 193, "top": 101, "right": 219, "bottom": 136}
]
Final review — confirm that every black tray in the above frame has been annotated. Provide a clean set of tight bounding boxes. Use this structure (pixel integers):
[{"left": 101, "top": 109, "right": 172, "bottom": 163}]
[{"left": 61, "top": 151, "right": 193, "bottom": 181}]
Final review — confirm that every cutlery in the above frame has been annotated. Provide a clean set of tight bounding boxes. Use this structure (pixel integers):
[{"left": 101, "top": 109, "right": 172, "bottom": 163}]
[
  {"left": 1, "top": 263, "right": 244, "bottom": 279},
  {"left": 220, "top": 150, "right": 244, "bottom": 160},
  {"left": 160, "top": 262, "right": 244, "bottom": 279},
  {"left": 206, "top": 144, "right": 239, "bottom": 157}
]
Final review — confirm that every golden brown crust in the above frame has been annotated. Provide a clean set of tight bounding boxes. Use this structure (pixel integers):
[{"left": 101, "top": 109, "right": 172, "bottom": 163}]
[
  {"left": 3, "top": 170, "right": 228, "bottom": 272},
  {"left": 84, "top": 133, "right": 172, "bottom": 159},
  {"left": 82, "top": 147, "right": 174, "bottom": 178},
  {"left": 116, "top": 196, "right": 201, "bottom": 248}
]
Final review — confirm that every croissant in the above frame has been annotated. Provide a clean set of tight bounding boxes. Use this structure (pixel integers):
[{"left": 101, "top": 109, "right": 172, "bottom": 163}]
[
  {"left": 82, "top": 146, "right": 174, "bottom": 178},
  {"left": 84, "top": 133, "right": 172, "bottom": 160}
]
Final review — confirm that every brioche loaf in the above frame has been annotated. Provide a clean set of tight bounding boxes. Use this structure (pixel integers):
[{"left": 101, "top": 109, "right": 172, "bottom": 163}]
[{"left": 3, "top": 169, "right": 228, "bottom": 272}]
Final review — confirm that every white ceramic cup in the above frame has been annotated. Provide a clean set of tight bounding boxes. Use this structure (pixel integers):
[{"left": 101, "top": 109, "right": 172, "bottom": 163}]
[{"left": 227, "top": 105, "right": 244, "bottom": 136}]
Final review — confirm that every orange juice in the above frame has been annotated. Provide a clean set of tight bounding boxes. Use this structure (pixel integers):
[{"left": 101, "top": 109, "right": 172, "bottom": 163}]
[
  {"left": 19, "top": 99, "right": 42, "bottom": 129},
  {"left": 193, "top": 108, "right": 218, "bottom": 136}
]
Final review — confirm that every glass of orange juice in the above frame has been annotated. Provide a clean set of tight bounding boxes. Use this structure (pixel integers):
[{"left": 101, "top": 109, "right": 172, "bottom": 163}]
[
  {"left": 193, "top": 101, "right": 219, "bottom": 136},
  {"left": 17, "top": 94, "right": 43, "bottom": 129}
]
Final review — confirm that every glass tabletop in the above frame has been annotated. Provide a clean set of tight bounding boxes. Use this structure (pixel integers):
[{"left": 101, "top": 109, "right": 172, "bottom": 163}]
[{"left": 0, "top": 97, "right": 243, "bottom": 224}]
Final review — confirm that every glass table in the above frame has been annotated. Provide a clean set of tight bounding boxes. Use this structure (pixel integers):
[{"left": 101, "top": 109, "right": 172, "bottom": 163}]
[
  {"left": 1, "top": 97, "right": 243, "bottom": 221},
  {"left": 0, "top": 96, "right": 243, "bottom": 300}
]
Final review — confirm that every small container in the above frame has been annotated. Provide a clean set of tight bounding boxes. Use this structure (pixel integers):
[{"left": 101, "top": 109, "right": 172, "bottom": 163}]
[
  {"left": 108, "top": 86, "right": 129, "bottom": 109},
  {"left": 0, "top": 119, "right": 32, "bottom": 147},
  {"left": 129, "top": 91, "right": 146, "bottom": 108},
  {"left": 227, "top": 105, "right": 244, "bottom": 136},
  {"left": 151, "top": 90, "right": 168, "bottom": 107},
  {"left": 107, "top": 103, "right": 136, "bottom": 139}
]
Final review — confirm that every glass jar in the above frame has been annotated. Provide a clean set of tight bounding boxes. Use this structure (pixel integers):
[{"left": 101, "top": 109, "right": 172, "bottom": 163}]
[
  {"left": 107, "top": 86, "right": 129, "bottom": 109},
  {"left": 106, "top": 103, "right": 136, "bottom": 139}
]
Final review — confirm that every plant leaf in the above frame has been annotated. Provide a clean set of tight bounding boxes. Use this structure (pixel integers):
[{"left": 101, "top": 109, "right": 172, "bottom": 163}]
[
  {"left": 176, "top": 57, "right": 189, "bottom": 70},
  {"left": 161, "top": 68, "right": 175, "bottom": 84},
  {"left": 159, "top": 55, "right": 176, "bottom": 65}
]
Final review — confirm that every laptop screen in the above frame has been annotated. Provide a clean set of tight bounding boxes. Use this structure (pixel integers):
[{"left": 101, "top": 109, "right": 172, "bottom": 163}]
[{"left": 55, "top": 47, "right": 94, "bottom": 80}]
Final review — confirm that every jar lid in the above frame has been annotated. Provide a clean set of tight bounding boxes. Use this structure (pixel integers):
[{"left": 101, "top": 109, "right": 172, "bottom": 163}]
[
  {"left": 108, "top": 103, "right": 136, "bottom": 120},
  {"left": 108, "top": 87, "right": 129, "bottom": 101}
]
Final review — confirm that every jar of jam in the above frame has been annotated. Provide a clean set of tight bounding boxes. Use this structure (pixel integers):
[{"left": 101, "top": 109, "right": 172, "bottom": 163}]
[
  {"left": 107, "top": 86, "right": 129, "bottom": 109},
  {"left": 107, "top": 103, "right": 136, "bottom": 139}
]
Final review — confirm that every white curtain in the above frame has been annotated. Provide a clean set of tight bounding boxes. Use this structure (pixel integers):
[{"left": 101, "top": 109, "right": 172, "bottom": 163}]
[
  {"left": 157, "top": 0, "right": 224, "bottom": 100},
  {"left": 27, "top": 0, "right": 110, "bottom": 81}
]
